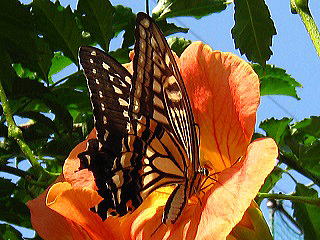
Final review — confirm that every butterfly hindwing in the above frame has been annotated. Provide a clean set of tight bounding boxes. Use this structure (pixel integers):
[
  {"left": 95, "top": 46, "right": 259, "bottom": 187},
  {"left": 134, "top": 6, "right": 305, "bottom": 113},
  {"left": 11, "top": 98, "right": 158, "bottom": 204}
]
[{"left": 78, "top": 46, "right": 142, "bottom": 218}]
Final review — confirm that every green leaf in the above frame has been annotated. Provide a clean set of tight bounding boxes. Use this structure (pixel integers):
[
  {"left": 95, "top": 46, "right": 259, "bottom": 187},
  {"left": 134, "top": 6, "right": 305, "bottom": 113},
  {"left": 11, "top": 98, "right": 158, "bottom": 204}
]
[
  {"left": 0, "top": 198, "right": 32, "bottom": 228},
  {"left": 10, "top": 78, "right": 73, "bottom": 132},
  {"left": 0, "top": 46, "right": 15, "bottom": 93},
  {"left": 231, "top": 0, "right": 276, "bottom": 66},
  {"left": 293, "top": 139, "right": 320, "bottom": 179},
  {"left": 13, "top": 64, "right": 37, "bottom": 80},
  {"left": 256, "top": 167, "right": 284, "bottom": 204},
  {"left": 34, "top": 37, "right": 53, "bottom": 83},
  {"left": 113, "top": 5, "right": 136, "bottom": 48},
  {"left": 18, "top": 111, "right": 57, "bottom": 133},
  {"left": 48, "top": 52, "right": 73, "bottom": 78},
  {"left": 293, "top": 116, "right": 320, "bottom": 138},
  {"left": 259, "top": 117, "right": 292, "bottom": 144},
  {"left": 292, "top": 184, "right": 320, "bottom": 240},
  {"left": 109, "top": 48, "right": 131, "bottom": 64},
  {"left": 0, "top": 224, "right": 24, "bottom": 240},
  {"left": 156, "top": 20, "right": 189, "bottom": 36},
  {"left": 77, "top": 0, "right": 114, "bottom": 51},
  {"left": 253, "top": 64, "right": 302, "bottom": 99},
  {"left": 168, "top": 37, "right": 192, "bottom": 56},
  {"left": 52, "top": 88, "right": 91, "bottom": 119},
  {"left": 32, "top": 0, "right": 85, "bottom": 63},
  {"left": 0, "top": 178, "right": 16, "bottom": 196},
  {"left": 0, "top": 1, "right": 53, "bottom": 81},
  {"left": 113, "top": 5, "right": 136, "bottom": 36},
  {"left": 41, "top": 136, "right": 80, "bottom": 161},
  {"left": 153, "top": 0, "right": 228, "bottom": 19},
  {"left": 55, "top": 72, "right": 87, "bottom": 91}
]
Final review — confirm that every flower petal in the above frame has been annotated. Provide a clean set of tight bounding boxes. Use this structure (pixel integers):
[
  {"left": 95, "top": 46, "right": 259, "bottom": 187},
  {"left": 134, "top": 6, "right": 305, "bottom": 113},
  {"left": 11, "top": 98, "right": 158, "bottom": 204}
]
[
  {"left": 121, "top": 187, "right": 201, "bottom": 240},
  {"left": 180, "top": 42, "right": 260, "bottom": 171},
  {"left": 228, "top": 201, "right": 272, "bottom": 240},
  {"left": 63, "top": 129, "right": 97, "bottom": 189},
  {"left": 195, "top": 138, "right": 277, "bottom": 240},
  {"left": 27, "top": 175, "right": 88, "bottom": 240},
  {"left": 46, "top": 182, "right": 121, "bottom": 239}
]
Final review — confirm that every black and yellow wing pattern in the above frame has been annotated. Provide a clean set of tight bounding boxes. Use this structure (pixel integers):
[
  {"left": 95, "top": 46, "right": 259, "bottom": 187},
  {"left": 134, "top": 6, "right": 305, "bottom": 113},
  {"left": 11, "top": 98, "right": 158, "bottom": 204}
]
[{"left": 78, "top": 12, "right": 203, "bottom": 224}]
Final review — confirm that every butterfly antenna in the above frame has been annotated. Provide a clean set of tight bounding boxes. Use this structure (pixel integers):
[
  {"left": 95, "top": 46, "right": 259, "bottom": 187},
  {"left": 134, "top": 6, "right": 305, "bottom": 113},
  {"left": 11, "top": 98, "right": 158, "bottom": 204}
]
[
  {"left": 145, "top": 0, "right": 150, "bottom": 16},
  {"left": 199, "top": 156, "right": 242, "bottom": 191}
]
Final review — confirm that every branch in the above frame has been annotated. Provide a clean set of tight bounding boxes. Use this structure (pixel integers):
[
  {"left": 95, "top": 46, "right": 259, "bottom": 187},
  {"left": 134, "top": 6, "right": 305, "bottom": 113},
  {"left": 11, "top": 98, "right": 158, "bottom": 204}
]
[
  {"left": 291, "top": 0, "right": 320, "bottom": 57},
  {"left": 0, "top": 164, "right": 30, "bottom": 178},
  {"left": 0, "top": 81, "right": 40, "bottom": 168},
  {"left": 258, "top": 192, "right": 320, "bottom": 206},
  {"left": 279, "top": 152, "right": 320, "bottom": 186}
]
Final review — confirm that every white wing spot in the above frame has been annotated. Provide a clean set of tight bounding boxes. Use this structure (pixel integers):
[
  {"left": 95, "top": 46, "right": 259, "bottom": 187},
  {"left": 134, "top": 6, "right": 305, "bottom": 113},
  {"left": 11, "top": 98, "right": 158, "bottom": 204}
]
[
  {"left": 167, "top": 91, "right": 182, "bottom": 102},
  {"left": 139, "top": 54, "right": 145, "bottom": 64},
  {"left": 146, "top": 147, "right": 155, "bottom": 158},
  {"left": 104, "top": 131, "right": 109, "bottom": 141},
  {"left": 153, "top": 110, "right": 168, "bottom": 124},
  {"left": 118, "top": 98, "right": 128, "bottom": 106},
  {"left": 151, "top": 37, "right": 157, "bottom": 49},
  {"left": 153, "top": 80, "right": 161, "bottom": 93},
  {"left": 135, "top": 83, "right": 142, "bottom": 98},
  {"left": 140, "top": 39, "right": 146, "bottom": 51},
  {"left": 140, "top": 18, "right": 150, "bottom": 28},
  {"left": 91, "top": 51, "right": 96, "bottom": 56},
  {"left": 89, "top": 58, "right": 93, "bottom": 63},
  {"left": 95, "top": 79, "right": 100, "bottom": 84},
  {"left": 101, "top": 103, "right": 105, "bottom": 111},
  {"left": 103, "top": 116, "right": 107, "bottom": 124},
  {"left": 167, "top": 76, "right": 176, "bottom": 85},
  {"left": 123, "top": 110, "right": 129, "bottom": 118},
  {"left": 144, "top": 158, "right": 150, "bottom": 165},
  {"left": 165, "top": 54, "right": 171, "bottom": 65},
  {"left": 113, "top": 86, "right": 123, "bottom": 94},
  {"left": 92, "top": 69, "right": 97, "bottom": 74},
  {"left": 125, "top": 76, "right": 131, "bottom": 84},
  {"left": 154, "top": 95, "right": 164, "bottom": 108},
  {"left": 109, "top": 76, "right": 114, "bottom": 82},
  {"left": 139, "top": 26, "right": 146, "bottom": 39},
  {"left": 153, "top": 65, "right": 162, "bottom": 78},
  {"left": 102, "top": 62, "right": 110, "bottom": 70},
  {"left": 133, "top": 97, "right": 140, "bottom": 113},
  {"left": 98, "top": 91, "right": 103, "bottom": 98}
]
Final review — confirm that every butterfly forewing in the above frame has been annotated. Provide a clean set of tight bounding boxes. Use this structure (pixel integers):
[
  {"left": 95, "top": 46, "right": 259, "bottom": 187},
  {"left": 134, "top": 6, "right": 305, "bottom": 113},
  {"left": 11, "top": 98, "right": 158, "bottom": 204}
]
[
  {"left": 78, "top": 46, "right": 141, "bottom": 218},
  {"left": 79, "top": 47, "right": 132, "bottom": 143},
  {"left": 132, "top": 13, "right": 199, "bottom": 167}
]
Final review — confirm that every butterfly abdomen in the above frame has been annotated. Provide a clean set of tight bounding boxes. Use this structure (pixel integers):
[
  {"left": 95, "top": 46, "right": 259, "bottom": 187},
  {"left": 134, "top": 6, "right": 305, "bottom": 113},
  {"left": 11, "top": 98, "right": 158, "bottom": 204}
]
[{"left": 162, "top": 184, "right": 188, "bottom": 224}]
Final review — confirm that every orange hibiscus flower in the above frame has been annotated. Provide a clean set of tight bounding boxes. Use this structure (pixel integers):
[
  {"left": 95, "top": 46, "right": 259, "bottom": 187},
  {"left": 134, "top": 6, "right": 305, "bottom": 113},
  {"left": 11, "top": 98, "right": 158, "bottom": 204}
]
[{"left": 27, "top": 42, "right": 278, "bottom": 240}]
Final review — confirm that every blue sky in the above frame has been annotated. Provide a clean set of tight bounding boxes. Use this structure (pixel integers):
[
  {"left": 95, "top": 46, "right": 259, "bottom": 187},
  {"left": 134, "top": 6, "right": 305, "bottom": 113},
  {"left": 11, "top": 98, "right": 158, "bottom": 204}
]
[{"left": 7, "top": 0, "right": 320, "bottom": 238}]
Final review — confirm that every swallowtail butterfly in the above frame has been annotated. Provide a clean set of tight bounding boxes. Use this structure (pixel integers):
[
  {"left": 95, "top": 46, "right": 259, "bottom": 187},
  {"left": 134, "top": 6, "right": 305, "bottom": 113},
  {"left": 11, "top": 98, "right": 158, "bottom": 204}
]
[{"left": 78, "top": 12, "right": 206, "bottom": 224}]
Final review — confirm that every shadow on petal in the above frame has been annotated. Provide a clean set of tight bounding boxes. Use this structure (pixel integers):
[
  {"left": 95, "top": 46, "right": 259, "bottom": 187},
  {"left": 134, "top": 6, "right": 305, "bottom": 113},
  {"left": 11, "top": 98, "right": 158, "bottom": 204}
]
[{"left": 180, "top": 42, "right": 260, "bottom": 172}]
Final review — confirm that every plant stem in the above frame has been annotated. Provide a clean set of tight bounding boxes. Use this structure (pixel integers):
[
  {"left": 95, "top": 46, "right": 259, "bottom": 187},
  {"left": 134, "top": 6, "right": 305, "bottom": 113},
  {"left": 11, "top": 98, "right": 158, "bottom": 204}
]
[
  {"left": 0, "top": 79, "right": 51, "bottom": 180},
  {"left": 291, "top": 0, "right": 320, "bottom": 57},
  {"left": 258, "top": 192, "right": 320, "bottom": 206},
  {"left": 280, "top": 152, "right": 320, "bottom": 186},
  {"left": 0, "top": 82, "right": 38, "bottom": 168},
  {"left": 0, "top": 164, "right": 31, "bottom": 178}
]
